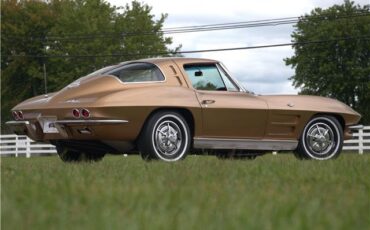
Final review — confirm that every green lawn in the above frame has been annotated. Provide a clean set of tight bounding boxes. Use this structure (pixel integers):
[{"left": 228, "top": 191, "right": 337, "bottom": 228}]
[{"left": 2, "top": 154, "right": 370, "bottom": 230}]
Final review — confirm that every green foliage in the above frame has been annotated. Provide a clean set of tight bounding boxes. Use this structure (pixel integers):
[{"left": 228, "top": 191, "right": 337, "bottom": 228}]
[
  {"left": 1, "top": 0, "right": 180, "bottom": 128},
  {"left": 194, "top": 81, "right": 217, "bottom": 90},
  {"left": 285, "top": 1, "right": 370, "bottom": 124},
  {"left": 2, "top": 154, "right": 370, "bottom": 229}
]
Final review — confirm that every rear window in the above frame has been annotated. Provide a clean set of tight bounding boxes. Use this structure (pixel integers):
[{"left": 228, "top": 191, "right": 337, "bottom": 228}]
[{"left": 107, "top": 63, "right": 165, "bottom": 83}]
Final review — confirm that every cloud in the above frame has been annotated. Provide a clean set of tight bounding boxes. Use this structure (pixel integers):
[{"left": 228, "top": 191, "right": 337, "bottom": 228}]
[
  {"left": 108, "top": 0, "right": 369, "bottom": 94},
  {"left": 246, "top": 81, "right": 298, "bottom": 95}
]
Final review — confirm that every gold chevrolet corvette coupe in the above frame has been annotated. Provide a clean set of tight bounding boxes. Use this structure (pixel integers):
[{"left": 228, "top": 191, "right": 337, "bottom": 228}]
[{"left": 7, "top": 57, "right": 361, "bottom": 162}]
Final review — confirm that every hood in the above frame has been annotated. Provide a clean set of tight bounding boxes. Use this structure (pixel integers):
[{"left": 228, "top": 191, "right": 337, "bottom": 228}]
[{"left": 260, "top": 94, "right": 361, "bottom": 117}]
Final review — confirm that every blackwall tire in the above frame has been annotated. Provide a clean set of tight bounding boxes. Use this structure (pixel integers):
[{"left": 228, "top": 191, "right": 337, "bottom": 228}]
[
  {"left": 138, "top": 111, "right": 191, "bottom": 162},
  {"left": 296, "top": 116, "right": 343, "bottom": 160},
  {"left": 56, "top": 144, "right": 81, "bottom": 162},
  {"left": 56, "top": 145, "right": 105, "bottom": 162},
  {"left": 84, "top": 152, "right": 105, "bottom": 162}
]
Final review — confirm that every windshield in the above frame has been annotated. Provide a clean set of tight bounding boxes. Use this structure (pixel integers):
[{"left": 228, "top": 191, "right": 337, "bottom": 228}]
[{"left": 219, "top": 62, "right": 253, "bottom": 94}]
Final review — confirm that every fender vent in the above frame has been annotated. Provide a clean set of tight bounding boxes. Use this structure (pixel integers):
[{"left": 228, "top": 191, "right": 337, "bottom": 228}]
[{"left": 169, "top": 65, "right": 177, "bottom": 74}]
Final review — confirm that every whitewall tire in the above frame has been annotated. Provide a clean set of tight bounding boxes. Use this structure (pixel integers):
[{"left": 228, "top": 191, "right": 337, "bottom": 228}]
[
  {"left": 296, "top": 116, "right": 343, "bottom": 160},
  {"left": 138, "top": 111, "right": 191, "bottom": 162}
]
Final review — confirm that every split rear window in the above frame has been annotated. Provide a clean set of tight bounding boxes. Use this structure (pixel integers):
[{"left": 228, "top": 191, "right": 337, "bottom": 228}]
[{"left": 107, "top": 63, "right": 165, "bottom": 83}]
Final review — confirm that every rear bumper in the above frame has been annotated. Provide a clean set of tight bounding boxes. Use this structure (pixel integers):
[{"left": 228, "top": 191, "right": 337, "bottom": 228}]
[
  {"left": 53, "top": 120, "right": 128, "bottom": 138},
  {"left": 348, "top": 125, "right": 364, "bottom": 129},
  {"left": 6, "top": 119, "right": 129, "bottom": 141},
  {"left": 5, "top": 121, "right": 40, "bottom": 140},
  {"left": 344, "top": 125, "right": 364, "bottom": 140}
]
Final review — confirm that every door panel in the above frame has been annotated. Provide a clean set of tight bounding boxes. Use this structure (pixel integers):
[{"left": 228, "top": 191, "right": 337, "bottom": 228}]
[{"left": 196, "top": 90, "right": 268, "bottom": 139}]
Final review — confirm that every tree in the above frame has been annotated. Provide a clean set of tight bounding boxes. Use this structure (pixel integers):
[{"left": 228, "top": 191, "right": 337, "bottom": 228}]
[
  {"left": 285, "top": 0, "right": 370, "bottom": 124},
  {"left": 1, "top": 0, "right": 180, "bottom": 130}
]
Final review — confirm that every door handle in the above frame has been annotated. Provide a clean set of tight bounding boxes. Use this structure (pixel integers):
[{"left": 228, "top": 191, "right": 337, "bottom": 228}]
[{"left": 202, "top": 99, "right": 215, "bottom": 105}]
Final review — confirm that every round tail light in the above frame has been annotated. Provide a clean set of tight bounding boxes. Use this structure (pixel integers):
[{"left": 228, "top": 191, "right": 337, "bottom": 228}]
[
  {"left": 81, "top": 108, "right": 90, "bottom": 118},
  {"left": 72, "top": 109, "right": 80, "bottom": 118},
  {"left": 12, "top": 111, "right": 19, "bottom": 120},
  {"left": 17, "top": 111, "right": 24, "bottom": 120}
]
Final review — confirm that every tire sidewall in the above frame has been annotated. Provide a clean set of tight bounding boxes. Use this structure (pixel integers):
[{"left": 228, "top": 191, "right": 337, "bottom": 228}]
[
  {"left": 147, "top": 112, "right": 191, "bottom": 162},
  {"left": 300, "top": 116, "right": 343, "bottom": 160}
]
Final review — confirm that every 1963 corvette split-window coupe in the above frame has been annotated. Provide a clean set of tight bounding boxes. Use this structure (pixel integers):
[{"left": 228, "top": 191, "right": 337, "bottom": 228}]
[{"left": 7, "top": 57, "right": 361, "bottom": 162}]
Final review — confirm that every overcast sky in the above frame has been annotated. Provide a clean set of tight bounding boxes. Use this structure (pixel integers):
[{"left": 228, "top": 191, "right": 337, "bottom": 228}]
[{"left": 108, "top": 0, "right": 369, "bottom": 95}]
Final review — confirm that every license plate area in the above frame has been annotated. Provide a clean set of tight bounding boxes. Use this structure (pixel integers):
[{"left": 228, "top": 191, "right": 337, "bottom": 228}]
[{"left": 39, "top": 117, "right": 59, "bottom": 133}]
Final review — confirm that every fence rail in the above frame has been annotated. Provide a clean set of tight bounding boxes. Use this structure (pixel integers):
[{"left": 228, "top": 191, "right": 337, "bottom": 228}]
[
  {"left": 342, "top": 126, "right": 370, "bottom": 154},
  {"left": 0, "top": 134, "right": 57, "bottom": 158},
  {"left": 1, "top": 126, "right": 369, "bottom": 157}
]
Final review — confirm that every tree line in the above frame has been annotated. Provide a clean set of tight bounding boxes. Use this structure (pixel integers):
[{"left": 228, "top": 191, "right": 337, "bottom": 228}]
[
  {"left": 1, "top": 0, "right": 369, "bottom": 129},
  {"left": 286, "top": 1, "right": 370, "bottom": 124},
  {"left": 1, "top": 0, "right": 180, "bottom": 127}
]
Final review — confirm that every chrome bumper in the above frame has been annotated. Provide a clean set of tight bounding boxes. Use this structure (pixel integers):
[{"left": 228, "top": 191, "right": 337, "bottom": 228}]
[
  {"left": 54, "top": 120, "right": 129, "bottom": 137},
  {"left": 6, "top": 120, "right": 30, "bottom": 126},
  {"left": 5, "top": 121, "right": 40, "bottom": 140},
  {"left": 344, "top": 125, "right": 364, "bottom": 140},
  {"left": 6, "top": 119, "right": 129, "bottom": 139},
  {"left": 54, "top": 120, "right": 128, "bottom": 125}
]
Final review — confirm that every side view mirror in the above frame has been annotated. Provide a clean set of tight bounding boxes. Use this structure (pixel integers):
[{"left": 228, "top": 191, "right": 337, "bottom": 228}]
[{"left": 195, "top": 70, "right": 203, "bottom": 77}]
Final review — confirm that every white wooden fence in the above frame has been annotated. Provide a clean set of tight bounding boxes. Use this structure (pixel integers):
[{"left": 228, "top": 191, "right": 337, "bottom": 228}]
[
  {"left": 0, "top": 126, "right": 369, "bottom": 157},
  {"left": 342, "top": 126, "right": 370, "bottom": 154},
  {"left": 0, "top": 134, "right": 57, "bottom": 158}
]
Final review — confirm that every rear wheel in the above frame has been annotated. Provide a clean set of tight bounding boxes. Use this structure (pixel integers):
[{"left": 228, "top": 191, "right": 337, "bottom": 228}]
[
  {"left": 138, "top": 111, "right": 191, "bottom": 162},
  {"left": 56, "top": 145, "right": 105, "bottom": 162},
  {"left": 296, "top": 115, "right": 343, "bottom": 160}
]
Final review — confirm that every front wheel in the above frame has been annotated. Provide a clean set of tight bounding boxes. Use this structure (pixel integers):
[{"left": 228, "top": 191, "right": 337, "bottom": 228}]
[
  {"left": 138, "top": 111, "right": 191, "bottom": 162},
  {"left": 296, "top": 115, "right": 343, "bottom": 160}
]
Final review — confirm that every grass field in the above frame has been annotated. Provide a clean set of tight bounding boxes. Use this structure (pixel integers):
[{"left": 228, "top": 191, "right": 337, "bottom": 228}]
[{"left": 1, "top": 154, "right": 370, "bottom": 230}]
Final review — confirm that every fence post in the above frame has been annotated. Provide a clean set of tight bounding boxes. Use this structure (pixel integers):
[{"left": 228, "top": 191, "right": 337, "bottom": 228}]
[
  {"left": 26, "top": 137, "right": 31, "bottom": 158},
  {"left": 15, "top": 135, "right": 19, "bottom": 157},
  {"left": 358, "top": 128, "right": 363, "bottom": 155}
]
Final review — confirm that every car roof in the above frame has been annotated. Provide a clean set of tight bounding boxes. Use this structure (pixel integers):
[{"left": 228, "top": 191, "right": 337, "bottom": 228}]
[{"left": 124, "top": 57, "right": 218, "bottom": 65}]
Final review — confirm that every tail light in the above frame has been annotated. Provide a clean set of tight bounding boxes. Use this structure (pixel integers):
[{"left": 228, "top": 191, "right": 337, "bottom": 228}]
[
  {"left": 72, "top": 109, "right": 80, "bottom": 118},
  {"left": 17, "top": 111, "right": 24, "bottom": 120},
  {"left": 12, "top": 111, "right": 19, "bottom": 120},
  {"left": 81, "top": 108, "right": 90, "bottom": 118}
]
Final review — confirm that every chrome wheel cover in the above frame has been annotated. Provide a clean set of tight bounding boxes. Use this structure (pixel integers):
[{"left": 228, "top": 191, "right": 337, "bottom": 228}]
[
  {"left": 154, "top": 120, "right": 182, "bottom": 156},
  {"left": 306, "top": 122, "right": 335, "bottom": 155}
]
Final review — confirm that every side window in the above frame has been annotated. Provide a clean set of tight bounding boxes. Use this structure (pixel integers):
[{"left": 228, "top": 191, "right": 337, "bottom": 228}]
[
  {"left": 184, "top": 64, "right": 227, "bottom": 91},
  {"left": 217, "top": 65, "right": 239, "bottom": 92},
  {"left": 108, "top": 63, "right": 164, "bottom": 83}
]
